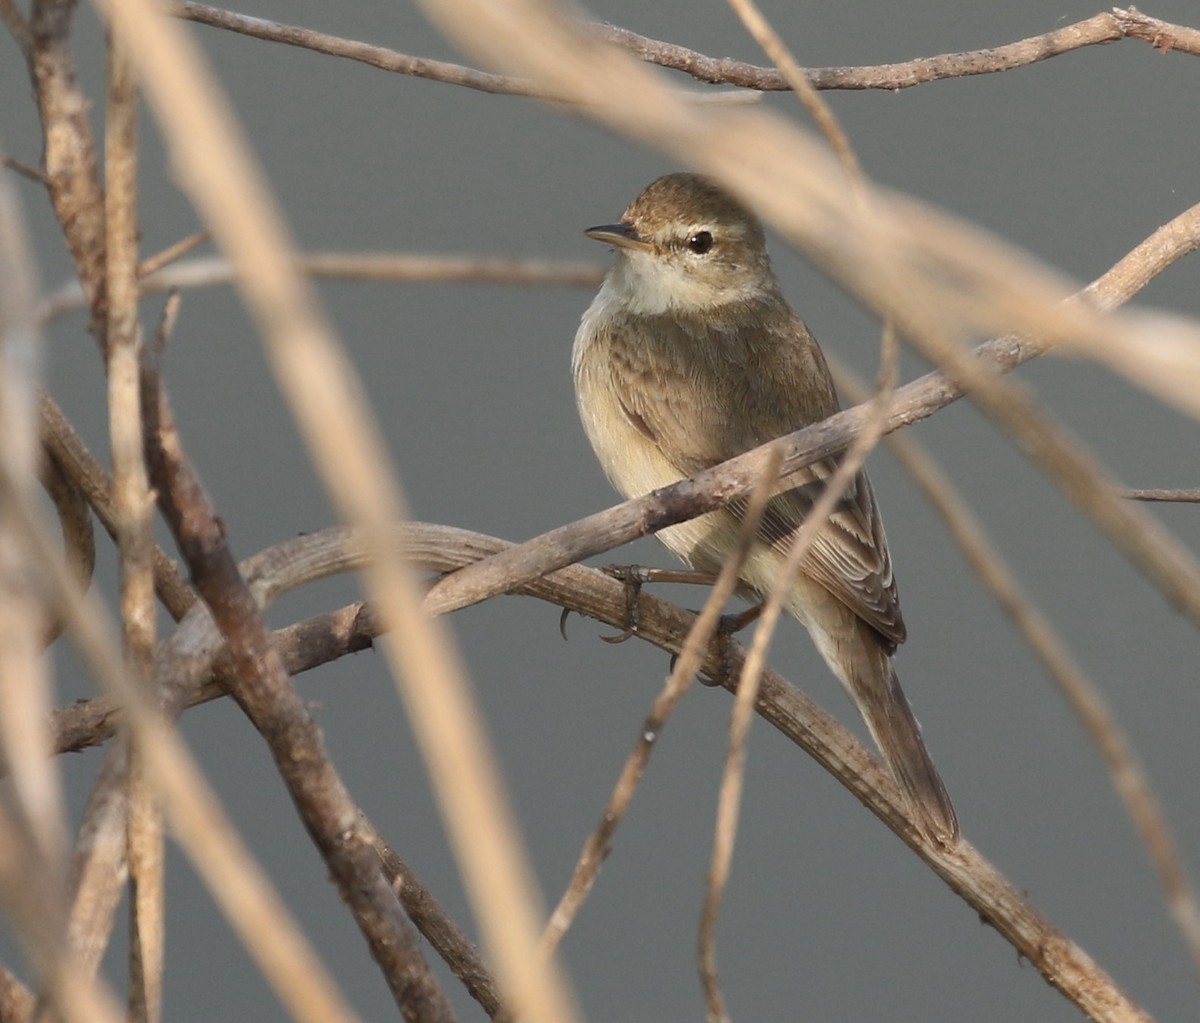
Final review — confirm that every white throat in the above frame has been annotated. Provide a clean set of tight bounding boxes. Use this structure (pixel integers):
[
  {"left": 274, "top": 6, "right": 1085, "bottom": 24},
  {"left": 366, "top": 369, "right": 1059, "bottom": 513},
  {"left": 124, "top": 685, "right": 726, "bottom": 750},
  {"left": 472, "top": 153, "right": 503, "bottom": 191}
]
[{"left": 601, "top": 251, "right": 748, "bottom": 316}]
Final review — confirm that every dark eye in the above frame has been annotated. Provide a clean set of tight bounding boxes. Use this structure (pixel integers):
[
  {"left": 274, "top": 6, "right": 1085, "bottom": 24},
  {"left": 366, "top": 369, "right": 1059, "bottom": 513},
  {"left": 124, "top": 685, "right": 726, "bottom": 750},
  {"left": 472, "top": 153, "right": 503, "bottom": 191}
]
[{"left": 687, "top": 231, "right": 713, "bottom": 255}]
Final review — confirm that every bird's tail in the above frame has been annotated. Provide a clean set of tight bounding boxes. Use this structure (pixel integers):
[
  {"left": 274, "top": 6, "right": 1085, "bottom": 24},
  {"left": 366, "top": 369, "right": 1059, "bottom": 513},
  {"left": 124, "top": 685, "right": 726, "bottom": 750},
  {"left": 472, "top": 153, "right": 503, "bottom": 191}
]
[
  {"left": 825, "top": 623, "right": 959, "bottom": 843},
  {"left": 863, "top": 664, "right": 959, "bottom": 844}
]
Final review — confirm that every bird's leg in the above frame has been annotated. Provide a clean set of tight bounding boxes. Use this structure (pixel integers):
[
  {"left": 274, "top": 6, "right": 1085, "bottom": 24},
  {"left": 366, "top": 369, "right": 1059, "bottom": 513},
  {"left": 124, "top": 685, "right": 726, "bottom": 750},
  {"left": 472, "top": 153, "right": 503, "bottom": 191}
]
[
  {"left": 599, "top": 565, "right": 719, "bottom": 643},
  {"left": 701, "top": 602, "right": 763, "bottom": 687},
  {"left": 599, "top": 565, "right": 648, "bottom": 643},
  {"left": 718, "top": 602, "right": 763, "bottom": 635}
]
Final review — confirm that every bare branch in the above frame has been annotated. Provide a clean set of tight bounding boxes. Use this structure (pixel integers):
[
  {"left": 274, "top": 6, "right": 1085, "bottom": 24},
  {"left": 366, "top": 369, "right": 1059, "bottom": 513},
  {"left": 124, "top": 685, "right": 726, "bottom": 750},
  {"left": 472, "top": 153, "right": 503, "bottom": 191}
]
[
  {"left": 28, "top": 0, "right": 109, "bottom": 340},
  {"left": 1123, "top": 488, "right": 1200, "bottom": 503},
  {"left": 39, "top": 390, "right": 195, "bottom": 620},
  {"left": 172, "top": 3, "right": 1200, "bottom": 101},
  {"left": 37, "top": 446, "right": 95, "bottom": 646},
  {"left": 172, "top": 1, "right": 752, "bottom": 105},
  {"left": 371, "top": 827, "right": 507, "bottom": 1021},
  {"left": 596, "top": 9, "right": 1198, "bottom": 91},
  {"left": 1, "top": 486, "right": 361, "bottom": 1023},
  {"left": 139, "top": 351, "right": 455, "bottom": 1022},
  {"left": 39, "top": 252, "right": 604, "bottom": 322}
]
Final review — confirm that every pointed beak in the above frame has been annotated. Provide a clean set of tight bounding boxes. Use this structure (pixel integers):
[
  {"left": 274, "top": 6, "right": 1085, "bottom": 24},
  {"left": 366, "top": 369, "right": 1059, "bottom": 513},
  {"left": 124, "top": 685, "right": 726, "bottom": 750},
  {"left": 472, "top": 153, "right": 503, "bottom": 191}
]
[{"left": 584, "top": 222, "right": 654, "bottom": 252}]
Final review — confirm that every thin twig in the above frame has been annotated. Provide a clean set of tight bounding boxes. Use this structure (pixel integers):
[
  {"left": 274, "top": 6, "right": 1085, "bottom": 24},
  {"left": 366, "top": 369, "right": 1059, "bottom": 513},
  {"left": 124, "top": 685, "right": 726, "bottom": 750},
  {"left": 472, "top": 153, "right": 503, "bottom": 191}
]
[
  {"left": 1122, "top": 488, "right": 1200, "bottom": 503},
  {"left": 595, "top": 9, "right": 1198, "bottom": 91},
  {"left": 39, "top": 390, "right": 195, "bottom": 620},
  {"left": 699, "top": 326, "right": 901, "bottom": 1023},
  {"left": 39, "top": 252, "right": 605, "bottom": 321},
  {"left": 136, "top": 229, "right": 211, "bottom": 279},
  {"left": 1, "top": 157, "right": 49, "bottom": 186},
  {"left": 171, "top": 1, "right": 751, "bottom": 105},
  {"left": 37, "top": 446, "right": 95, "bottom": 646}
]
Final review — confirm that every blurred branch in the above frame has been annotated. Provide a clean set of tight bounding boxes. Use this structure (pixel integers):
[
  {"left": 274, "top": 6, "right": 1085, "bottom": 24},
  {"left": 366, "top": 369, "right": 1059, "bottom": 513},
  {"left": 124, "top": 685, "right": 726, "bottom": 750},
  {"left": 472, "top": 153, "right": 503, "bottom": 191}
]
[
  {"left": 27, "top": 0, "right": 109, "bottom": 342},
  {"left": 37, "top": 447, "right": 95, "bottom": 646},
  {"left": 39, "top": 253, "right": 605, "bottom": 322},
  {"left": 39, "top": 390, "right": 195, "bottom": 620},
  {"left": 0, "top": 0, "right": 32, "bottom": 54},
  {"left": 102, "top": 28, "right": 163, "bottom": 1022},
  {"left": 1, "top": 118, "right": 117, "bottom": 1023},
  {"left": 0, "top": 962, "right": 34, "bottom": 1023},
  {"left": 2, "top": 468, "right": 361, "bottom": 1023}
]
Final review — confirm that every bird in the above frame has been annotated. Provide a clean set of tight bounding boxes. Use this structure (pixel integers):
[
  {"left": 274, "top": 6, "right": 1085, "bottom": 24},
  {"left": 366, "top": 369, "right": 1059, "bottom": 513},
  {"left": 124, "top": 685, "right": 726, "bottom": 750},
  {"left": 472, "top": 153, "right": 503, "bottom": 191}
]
[{"left": 571, "top": 172, "right": 958, "bottom": 843}]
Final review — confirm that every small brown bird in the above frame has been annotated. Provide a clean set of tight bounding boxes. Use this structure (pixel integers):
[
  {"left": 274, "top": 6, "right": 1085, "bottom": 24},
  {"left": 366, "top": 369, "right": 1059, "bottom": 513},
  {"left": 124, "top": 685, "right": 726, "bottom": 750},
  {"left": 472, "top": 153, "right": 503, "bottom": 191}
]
[{"left": 572, "top": 173, "right": 958, "bottom": 842}]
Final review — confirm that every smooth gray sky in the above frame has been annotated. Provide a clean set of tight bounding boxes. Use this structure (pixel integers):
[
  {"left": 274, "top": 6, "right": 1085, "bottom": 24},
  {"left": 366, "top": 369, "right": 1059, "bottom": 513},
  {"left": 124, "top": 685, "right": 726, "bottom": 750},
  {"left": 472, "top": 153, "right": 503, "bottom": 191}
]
[{"left": 3, "top": 1, "right": 1199, "bottom": 1019}]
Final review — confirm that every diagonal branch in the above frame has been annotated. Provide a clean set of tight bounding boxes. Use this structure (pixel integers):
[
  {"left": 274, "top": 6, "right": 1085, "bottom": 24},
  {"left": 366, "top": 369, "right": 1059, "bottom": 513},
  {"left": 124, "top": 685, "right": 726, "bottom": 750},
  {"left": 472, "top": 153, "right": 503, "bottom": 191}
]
[{"left": 139, "top": 350, "right": 456, "bottom": 1022}]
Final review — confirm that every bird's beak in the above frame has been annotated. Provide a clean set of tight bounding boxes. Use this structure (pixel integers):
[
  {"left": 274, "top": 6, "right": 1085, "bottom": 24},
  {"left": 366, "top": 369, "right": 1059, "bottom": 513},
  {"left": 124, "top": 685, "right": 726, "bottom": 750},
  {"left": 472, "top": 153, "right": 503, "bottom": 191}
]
[{"left": 584, "top": 222, "right": 654, "bottom": 252}]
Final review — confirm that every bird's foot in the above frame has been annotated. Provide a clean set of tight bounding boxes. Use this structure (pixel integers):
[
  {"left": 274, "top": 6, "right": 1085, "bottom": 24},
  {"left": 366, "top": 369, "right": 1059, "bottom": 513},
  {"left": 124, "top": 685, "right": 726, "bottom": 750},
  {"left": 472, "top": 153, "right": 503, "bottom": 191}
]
[
  {"left": 700, "top": 603, "right": 763, "bottom": 686},
  {"left": 600, "top": 564, "right": 651, "bottom": 643}
]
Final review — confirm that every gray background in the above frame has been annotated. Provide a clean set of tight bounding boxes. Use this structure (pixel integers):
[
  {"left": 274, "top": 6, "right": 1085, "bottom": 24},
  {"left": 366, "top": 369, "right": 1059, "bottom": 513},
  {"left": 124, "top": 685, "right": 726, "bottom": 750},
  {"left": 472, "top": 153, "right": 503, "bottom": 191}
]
[{"left": 3, "top": 0, "right": 1199, "bottom": 1019}]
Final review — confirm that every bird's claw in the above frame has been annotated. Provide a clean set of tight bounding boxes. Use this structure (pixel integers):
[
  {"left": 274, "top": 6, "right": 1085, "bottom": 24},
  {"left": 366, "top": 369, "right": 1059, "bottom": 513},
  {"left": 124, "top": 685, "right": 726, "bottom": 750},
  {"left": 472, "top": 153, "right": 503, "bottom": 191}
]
[
  {"left": 600, "top": 564, "right": 648, "bottom": 643},
  {"left": 698, "top": 605, "right": 761, "bottom": 686}
]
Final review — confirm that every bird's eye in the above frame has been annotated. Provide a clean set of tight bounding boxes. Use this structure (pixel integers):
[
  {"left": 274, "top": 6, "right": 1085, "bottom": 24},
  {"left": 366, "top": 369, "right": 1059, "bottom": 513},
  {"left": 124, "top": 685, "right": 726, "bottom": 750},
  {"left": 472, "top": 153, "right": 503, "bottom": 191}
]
[{"left": 687, "top": 231, "right": 714, "bottom": 255}]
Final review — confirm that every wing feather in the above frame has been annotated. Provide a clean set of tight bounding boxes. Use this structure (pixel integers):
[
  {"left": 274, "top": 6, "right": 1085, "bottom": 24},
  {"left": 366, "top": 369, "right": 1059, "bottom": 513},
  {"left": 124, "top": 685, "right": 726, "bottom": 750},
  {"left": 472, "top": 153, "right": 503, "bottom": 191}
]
[{"left": 585, "top": 297, "right": 905, "bottom": 647}]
